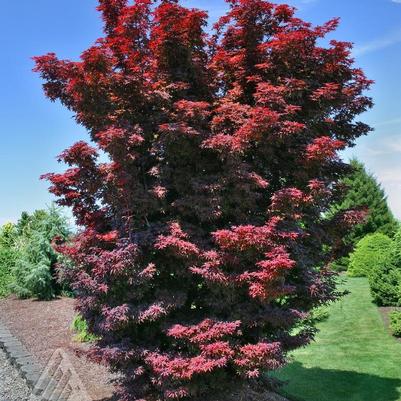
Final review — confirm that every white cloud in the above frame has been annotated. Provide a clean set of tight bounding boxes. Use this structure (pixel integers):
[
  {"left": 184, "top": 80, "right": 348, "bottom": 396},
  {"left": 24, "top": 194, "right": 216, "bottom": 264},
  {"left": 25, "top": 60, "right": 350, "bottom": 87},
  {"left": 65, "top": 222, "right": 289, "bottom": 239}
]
[
  {"left": 344, "top": 128, "right": 401, "bottom": 219},
  {"left": 372, "top": 167, "right": 401, "bottom": 218},
  {"left": 343, "top": 156, "right": 401, "bottom": 219},
  {"left": 378, "top": 167, "right": 401, "bottom": 182},
  {"left": 356, "top": 135, "right": 401, "bottom": 157},
  {"left": 391, "top": 0, "right": 401, "bottom": 4},
  {"left": 353, "top": 29, "right": 401, "bottom": 56},
  {"left": 374, "top": 117, "right": 401, "bottom": 127}
]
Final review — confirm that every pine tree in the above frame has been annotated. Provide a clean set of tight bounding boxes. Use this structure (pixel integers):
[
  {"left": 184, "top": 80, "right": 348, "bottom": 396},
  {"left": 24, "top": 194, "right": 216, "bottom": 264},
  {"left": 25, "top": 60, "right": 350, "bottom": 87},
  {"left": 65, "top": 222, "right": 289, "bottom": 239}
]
[
  {"left": 336, "top": 159, "right": 397, "bottom": 240},
  {"left": 35, "top": 1, "right": 372, "bottom": 400},
  {"left": 330, "top": 159, "right": 398, "bottom": 271}
]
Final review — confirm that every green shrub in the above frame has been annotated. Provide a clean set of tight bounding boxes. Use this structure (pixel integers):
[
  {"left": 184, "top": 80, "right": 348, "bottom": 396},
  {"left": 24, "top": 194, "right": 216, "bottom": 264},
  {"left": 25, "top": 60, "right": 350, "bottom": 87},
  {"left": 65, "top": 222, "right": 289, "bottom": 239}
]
[
  {"left": 71, "top": 314, "right": 99, "bottom": 343},
  {"left": 366, "top": 232, "right": 401, "bottom": 306},
  {"left": 310, "top": 306, "right": 330, "bottom": 323},
  {"left": 370, "top": 267, "right": 401, "bottom": 307},
  {"left": 368, "top": 228, "right": 401, "bottom": 307},
  {"left": 389, "top": 310, "right": 401, "bottom": 337},
  {"left": 9, "top": 206, "right": 71, "bottom": 300},
  {"left": 391, "top": 228, "right": 401, "bottom": 265},
  {"left": 0, "top": 248, "right": 16, "bottom": 297},
  {"left": 348, "top": 233, "right": 393, "bottom": 277},
  {"left": 0, "top": 223, "right": 18, "bottom": 297}
]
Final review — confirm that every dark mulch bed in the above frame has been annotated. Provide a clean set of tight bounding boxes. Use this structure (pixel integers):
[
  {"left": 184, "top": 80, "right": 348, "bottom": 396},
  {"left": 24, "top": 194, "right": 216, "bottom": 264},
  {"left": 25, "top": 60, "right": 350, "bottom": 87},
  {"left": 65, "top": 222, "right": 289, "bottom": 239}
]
[
  {"left": 378, "top": 306, "right": 401, "bottom": 343},
  {"left": 0, "top": 296, "right": 114, "bottom": 401}
]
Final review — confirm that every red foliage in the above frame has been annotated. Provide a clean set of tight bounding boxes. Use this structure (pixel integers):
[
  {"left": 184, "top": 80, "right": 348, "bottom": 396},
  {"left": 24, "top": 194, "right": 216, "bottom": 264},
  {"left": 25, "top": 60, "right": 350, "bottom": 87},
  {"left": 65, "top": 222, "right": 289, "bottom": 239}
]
[
  {"left": 306, "top": 136, "right": 346, "bottom": 162},
  {"left": 35, "top": 1, "right": 372, "bottom": 400}
]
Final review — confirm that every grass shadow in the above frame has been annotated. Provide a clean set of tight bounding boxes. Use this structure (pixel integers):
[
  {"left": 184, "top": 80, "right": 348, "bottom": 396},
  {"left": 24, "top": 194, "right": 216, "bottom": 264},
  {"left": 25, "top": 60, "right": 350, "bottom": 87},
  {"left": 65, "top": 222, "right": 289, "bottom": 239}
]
[{"left": 278, "top": 361, "right": 401, "bottom": 401}]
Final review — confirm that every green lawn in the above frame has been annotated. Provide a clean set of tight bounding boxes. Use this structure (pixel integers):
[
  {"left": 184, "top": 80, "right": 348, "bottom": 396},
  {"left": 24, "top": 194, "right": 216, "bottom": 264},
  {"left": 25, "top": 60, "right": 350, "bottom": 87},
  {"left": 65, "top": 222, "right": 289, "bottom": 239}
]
[{"left": 275, "top": 277, "right": 401, "bottom": 401}]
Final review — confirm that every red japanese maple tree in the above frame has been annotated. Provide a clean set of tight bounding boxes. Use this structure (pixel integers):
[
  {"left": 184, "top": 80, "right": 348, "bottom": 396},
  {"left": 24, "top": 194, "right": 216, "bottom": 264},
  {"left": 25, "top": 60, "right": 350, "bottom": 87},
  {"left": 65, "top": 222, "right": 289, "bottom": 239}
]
[{"left": 35, "top": 1, "right": 372, "bottom": 400}]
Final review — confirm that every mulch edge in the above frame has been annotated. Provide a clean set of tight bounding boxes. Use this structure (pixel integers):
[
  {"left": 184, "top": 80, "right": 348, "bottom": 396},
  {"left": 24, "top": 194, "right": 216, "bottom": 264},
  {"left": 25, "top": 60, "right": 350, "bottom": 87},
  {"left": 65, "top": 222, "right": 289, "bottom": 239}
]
[{"left": 0, "top": 319, "right": 62, "bottom": 400}]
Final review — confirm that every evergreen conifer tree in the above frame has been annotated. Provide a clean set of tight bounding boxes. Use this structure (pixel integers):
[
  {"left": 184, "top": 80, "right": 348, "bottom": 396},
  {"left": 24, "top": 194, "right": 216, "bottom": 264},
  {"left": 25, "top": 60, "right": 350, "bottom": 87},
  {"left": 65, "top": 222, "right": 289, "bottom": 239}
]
[
  {"left": 339, "top": 159, "right": 397, "bottom": 239},
  {"left": 331, "top": 159, "right": 398, "bottom": 270},
  {"left": 10, "top": 206, "right": 71, "bottom": 300}
]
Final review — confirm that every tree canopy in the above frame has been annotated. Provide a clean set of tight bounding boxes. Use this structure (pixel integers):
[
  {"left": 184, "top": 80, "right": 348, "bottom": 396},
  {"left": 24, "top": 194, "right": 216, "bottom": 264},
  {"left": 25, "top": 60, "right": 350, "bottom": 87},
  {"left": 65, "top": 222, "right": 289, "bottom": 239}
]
[{"left": 35, "top": 1, "right": 372, "bottom": 400}]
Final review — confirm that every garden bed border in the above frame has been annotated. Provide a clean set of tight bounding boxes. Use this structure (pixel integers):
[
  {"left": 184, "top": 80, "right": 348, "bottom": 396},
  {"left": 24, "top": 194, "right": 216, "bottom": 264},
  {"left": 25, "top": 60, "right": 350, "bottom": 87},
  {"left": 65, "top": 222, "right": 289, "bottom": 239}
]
[{"left": 0, "top": 319, "right": 62, "bottom": 400}]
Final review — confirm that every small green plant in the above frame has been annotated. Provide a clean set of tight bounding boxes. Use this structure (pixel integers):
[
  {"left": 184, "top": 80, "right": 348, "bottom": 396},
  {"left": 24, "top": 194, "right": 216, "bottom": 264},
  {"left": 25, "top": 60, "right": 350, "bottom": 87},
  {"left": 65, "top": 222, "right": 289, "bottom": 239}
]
[
  {"left": 310, "top": 306, "right": 330, "bottom": 323},
  {"left": 71, "top": 314, "right": 99, "bottom": 343},
  {"left": 389, "top": 310, "right": 401, "bottom": 337}
]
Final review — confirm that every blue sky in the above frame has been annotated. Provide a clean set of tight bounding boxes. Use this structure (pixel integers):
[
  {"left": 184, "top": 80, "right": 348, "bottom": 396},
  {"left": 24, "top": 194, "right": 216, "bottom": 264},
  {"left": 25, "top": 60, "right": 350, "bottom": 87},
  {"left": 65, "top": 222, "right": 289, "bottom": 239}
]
[{"left": 1, "top": 0, "right": 401, "bottom": 225}]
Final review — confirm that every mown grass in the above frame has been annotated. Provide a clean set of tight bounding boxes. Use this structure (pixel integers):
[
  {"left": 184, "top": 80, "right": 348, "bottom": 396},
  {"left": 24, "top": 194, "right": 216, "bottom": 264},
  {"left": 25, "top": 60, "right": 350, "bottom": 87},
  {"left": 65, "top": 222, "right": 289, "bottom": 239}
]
[{"left": 275, "top": 277, "right": 401, "bottom": 401}]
